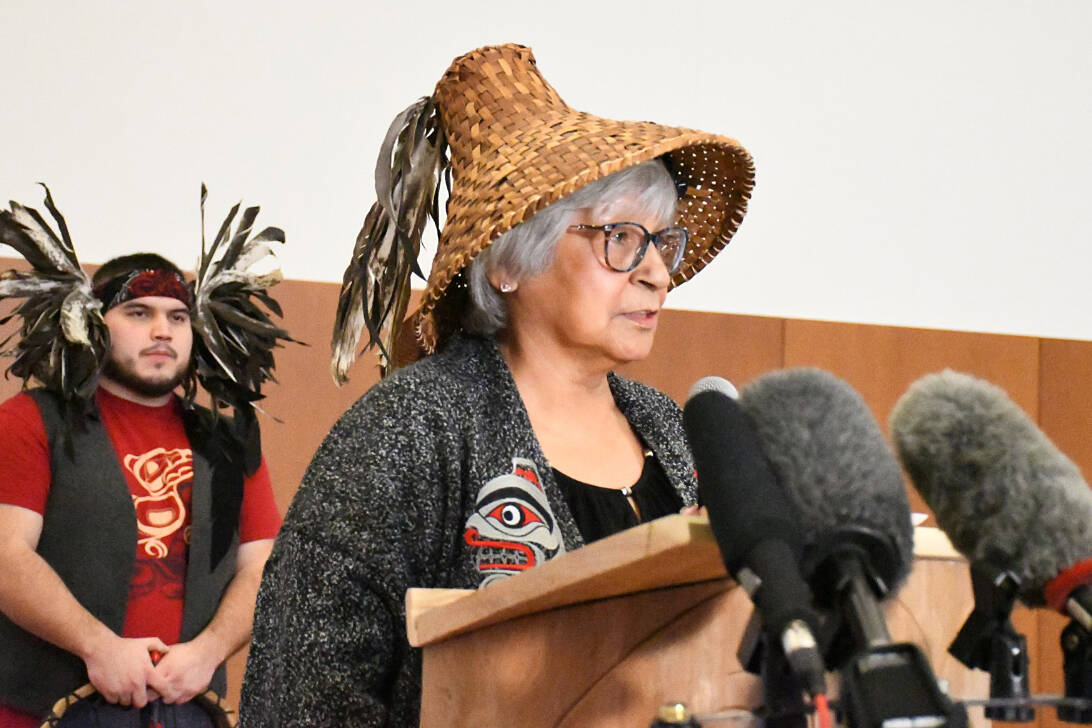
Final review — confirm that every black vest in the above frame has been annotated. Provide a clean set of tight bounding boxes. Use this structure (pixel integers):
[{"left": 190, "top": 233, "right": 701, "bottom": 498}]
[{"left": 0, "top": 390, "right": 245, "bottom": 716}]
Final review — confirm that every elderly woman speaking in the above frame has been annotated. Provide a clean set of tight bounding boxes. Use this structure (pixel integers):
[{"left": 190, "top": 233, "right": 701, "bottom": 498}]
[{"left": 241, "top": 44, "right": 754, "bottom": 726}]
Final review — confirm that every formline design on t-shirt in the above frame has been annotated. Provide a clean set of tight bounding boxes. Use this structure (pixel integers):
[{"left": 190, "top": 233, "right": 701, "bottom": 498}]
[{"left": 126, "top": 446, "right": 194, "bottom": 558}]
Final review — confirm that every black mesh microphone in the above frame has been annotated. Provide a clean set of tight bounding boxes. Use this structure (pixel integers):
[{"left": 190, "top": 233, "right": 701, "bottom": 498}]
[{"left": 684, "top": 376, "right": 826, "bottom": 698}]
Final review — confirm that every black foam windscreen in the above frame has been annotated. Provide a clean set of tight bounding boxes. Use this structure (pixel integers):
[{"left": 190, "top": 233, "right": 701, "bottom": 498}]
[
  {"left": 684, "top": 375, "right": 820, "bottom": 640},
  {"left": 685, "top": 376, "right": 803, "bottom": 573}
]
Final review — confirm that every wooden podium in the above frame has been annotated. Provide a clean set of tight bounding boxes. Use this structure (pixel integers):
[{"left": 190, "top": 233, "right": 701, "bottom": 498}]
[{"left": 406, "top": 516, "right": 986, "bottom": 727}]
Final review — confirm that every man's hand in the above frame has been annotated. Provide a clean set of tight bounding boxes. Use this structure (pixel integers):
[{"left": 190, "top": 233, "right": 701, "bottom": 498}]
[
  {"left": 147, "top": 538, "right": 274, "bottom": 704},
  {"left": 150, "top": 637, "right": 222, "bottom": 704},
  {"left": 82, "top": 631, "right": 168, "bottom": 708}
]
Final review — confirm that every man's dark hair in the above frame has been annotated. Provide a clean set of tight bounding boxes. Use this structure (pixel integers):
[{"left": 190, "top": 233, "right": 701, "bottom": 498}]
[{"left": 91, "top": 252, "right": 185, "bottom": 288}]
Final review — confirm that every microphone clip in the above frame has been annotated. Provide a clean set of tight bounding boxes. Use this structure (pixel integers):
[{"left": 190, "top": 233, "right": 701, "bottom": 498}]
[{"left": 947, "top": 563, "right": 1034, "bottom": 722}]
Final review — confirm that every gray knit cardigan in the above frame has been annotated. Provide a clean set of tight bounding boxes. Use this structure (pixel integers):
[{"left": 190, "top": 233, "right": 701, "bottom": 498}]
[{"left": 240, "top": 333, "right": 697, "bottom": 727}]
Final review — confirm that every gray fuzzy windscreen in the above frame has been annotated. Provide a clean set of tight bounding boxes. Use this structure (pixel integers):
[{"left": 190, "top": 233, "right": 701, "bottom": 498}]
[
  {"left": 890, "top": 369, "right": 1092, "bottom": 605},
  {"left": 740, "top": 368, "right": 914, "bottom": 589}
]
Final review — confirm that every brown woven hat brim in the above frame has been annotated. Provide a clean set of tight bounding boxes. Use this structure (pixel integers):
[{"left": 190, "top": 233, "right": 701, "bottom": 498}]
[{"left": 415, "top": 44, "right": 755, "bottom": 352}]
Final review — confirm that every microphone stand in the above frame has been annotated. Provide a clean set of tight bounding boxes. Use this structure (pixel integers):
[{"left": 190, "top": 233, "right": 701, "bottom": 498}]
[
  {"left": 947, "top": 563, "right": 1034, "bottom": 721},
  {"left": 808, "top": 530, "right": 968, "bottom": 728},
  {"left": 1060, "top": 585, "right": 1092, "bottom": 723},
  {"left": 737, "top": 614, "right": 810, "bottom": 728}
]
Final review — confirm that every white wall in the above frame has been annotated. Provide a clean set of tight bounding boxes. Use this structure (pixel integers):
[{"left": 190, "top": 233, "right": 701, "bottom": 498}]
[{"left": 2, "top": 1, "right": 1090, "bottom": 340}]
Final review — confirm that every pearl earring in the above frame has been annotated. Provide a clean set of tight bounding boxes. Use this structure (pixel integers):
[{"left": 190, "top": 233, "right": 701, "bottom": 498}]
[{"left": 499, "top": 282, "right": 515, "bottom": 293}]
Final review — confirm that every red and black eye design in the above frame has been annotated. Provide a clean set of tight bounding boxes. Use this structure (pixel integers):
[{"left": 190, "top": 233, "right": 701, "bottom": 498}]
[
  {"left": 487, "top": 501, "right": 544, "bottom": 529},
  {"left": 463, "top": 459, "right": 565, "bottom": 584}
]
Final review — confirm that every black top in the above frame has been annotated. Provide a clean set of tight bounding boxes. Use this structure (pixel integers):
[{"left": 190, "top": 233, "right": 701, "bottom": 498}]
[{"left": 553, "top": 451, "right": 683, "bottom": 544}]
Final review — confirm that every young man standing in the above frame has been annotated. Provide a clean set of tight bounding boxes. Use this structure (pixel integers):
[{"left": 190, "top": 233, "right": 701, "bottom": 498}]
[{"left": 0, "top": 191, "right": 286, "bottom": 725}]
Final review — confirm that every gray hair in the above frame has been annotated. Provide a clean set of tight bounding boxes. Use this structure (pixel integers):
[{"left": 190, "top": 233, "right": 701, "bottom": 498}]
[{"left": 463, "top": 159, "right": 678, "bottom": 336}]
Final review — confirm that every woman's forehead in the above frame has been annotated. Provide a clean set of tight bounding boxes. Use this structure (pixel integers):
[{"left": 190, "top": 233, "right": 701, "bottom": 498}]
[{"left": 585, "top": 195, "right": 672, "bottom": 225}]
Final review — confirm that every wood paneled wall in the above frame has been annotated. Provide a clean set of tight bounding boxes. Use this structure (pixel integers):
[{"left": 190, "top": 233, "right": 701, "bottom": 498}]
[{"left": 2, "top": 257, "right": 1090, "bottom": 726}]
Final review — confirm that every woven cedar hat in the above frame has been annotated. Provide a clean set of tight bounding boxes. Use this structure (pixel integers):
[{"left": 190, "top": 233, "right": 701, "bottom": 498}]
[{"left": 331, "top": 43, "right": 754, "bottom": 380}]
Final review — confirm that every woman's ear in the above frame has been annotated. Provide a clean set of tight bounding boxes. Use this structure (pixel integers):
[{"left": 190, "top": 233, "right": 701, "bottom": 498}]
[{"left": 486, "top": 268, "right": 517, "bottom": 294}]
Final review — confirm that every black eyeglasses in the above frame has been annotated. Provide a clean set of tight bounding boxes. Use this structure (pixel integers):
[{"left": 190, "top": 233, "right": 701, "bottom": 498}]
[{"left": 568, "top": 222, "right": 689, "bottom": 274}]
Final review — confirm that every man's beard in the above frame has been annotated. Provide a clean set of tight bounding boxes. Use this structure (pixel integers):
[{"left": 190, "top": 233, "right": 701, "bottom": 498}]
[{"left": 101, "top": 354, "right": 188, "bottom": 399}]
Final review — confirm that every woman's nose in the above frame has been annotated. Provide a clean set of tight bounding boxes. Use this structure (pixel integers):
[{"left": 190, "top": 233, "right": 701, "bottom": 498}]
[{"left": 633, "top": 244, "right": 672, "bottom": 290}]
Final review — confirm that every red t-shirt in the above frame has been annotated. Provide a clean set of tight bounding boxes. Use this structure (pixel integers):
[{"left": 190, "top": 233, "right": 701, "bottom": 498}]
[{"left": 0, "top": 388, "right": 281, "bottom": 724}]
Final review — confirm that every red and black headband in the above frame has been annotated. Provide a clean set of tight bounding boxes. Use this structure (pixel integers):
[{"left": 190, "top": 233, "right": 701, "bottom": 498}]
[{"left": 93, "top": 268, "right": 193, "bottom": 311}]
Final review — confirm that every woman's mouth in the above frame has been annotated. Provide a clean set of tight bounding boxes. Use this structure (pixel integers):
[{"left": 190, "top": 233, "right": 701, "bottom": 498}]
[{"left": 622, "top": 309, "right": 659, "bottom": 327}]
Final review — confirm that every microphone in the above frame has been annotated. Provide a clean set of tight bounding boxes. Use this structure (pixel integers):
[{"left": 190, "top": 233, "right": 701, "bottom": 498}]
[
  {"left": 889, "top": 369, "right": 1092, "bottom": 615},
  {"left": 740, "top": 368, "right": 964, "bottom": 728},
  {"left": 683, "top": 376, "right": 826, "bottom": 701},
  {"left": 738, "top": 368, "right": 913, "bottom": 641},
  {"left": 890, "top": 370, "right": 1092, "bottom": 719}
]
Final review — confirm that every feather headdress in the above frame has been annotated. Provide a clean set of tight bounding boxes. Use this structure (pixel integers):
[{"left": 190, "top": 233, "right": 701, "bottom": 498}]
[
  {"left": 1, "top": 185, "right": 294, "bottom": 466},
  {"left": 0, "top": 184, "right": 108, "bottom": 426},
  {"left": 190, "top": 184, "right": 295, "bottom": 471},
  {"left": 330, "top": 44, "right": 754, "bottom": 383}
]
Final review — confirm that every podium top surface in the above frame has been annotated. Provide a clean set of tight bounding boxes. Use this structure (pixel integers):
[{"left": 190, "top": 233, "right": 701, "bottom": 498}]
[{"left": 406, "top": 515, "right": 961, "bottom": 647}]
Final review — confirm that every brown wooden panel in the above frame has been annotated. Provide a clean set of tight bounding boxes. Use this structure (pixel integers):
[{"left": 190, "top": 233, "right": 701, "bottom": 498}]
[
  {"left": 615, "top": 310, "right": 784, "bottom": 404},
  {"left": 783, "top": 319, "right": 1041, "bottom": 422},
  {"left": 247, "top": 278, "right": 380, "bottom": 512},
  {"left": 782, "top": 320, "right": 1041, "bottom": 514},
  {"left": 1040, "top": 338, "right": 1092, "bottom": 477}
]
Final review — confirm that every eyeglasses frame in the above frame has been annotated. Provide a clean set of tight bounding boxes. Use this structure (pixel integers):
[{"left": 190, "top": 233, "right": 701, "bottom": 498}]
[{"left": 567, "top": 222, "right": 689, "bottom": 274}]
